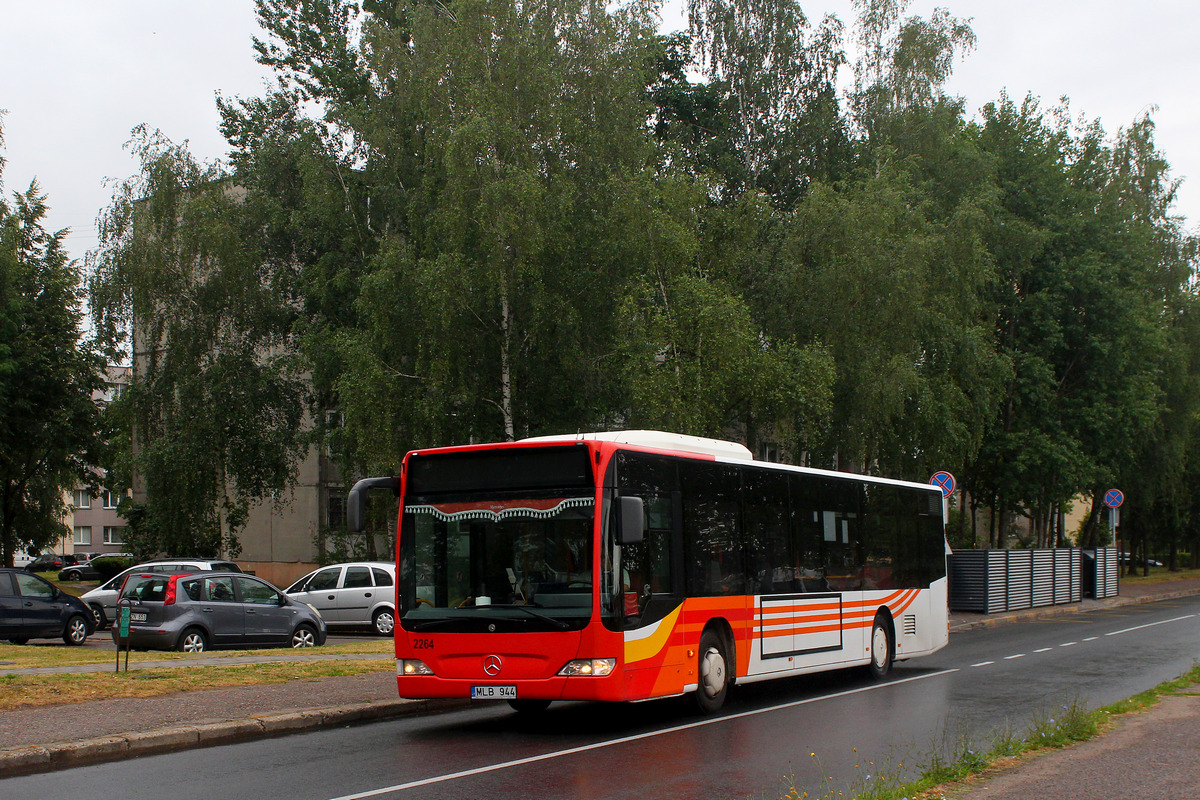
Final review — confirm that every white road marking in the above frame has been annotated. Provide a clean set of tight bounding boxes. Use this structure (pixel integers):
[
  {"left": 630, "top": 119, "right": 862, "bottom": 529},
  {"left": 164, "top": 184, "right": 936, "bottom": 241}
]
[
  {"left": 1004, "top": 654, "right": 1025, "bottom": 660},
  {"left": 324, "top": 669, "right": 961, "bottom": 800},
  {"left": 1105, "top": 614, "right": 1197, "bottom": 637},
  {"left": 1060, "top": 642, "right": 1077, "bottom": 647},
  {"left": 971, "top": 661, "right": 994, "bottom": 667},
  {"left": 1034, "top": 648, "right": 1051, "bottom": 653}
]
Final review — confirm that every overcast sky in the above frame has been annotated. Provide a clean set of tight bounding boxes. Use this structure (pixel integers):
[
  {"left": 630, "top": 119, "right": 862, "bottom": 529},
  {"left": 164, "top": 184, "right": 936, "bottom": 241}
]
[{"left": 2, "top": 0, "right": 1197, "bottom": 265}]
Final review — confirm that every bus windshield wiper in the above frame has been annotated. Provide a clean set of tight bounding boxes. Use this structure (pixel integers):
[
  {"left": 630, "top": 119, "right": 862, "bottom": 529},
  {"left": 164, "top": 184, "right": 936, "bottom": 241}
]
[
  {"left": 408, "top": 606, "right": 571, "bottom": 631},
  {"left": 408, "top": 618, "right": 465, "bottom": 631},
  {"left": 490, "top": 604, "right": 571, "bottom": 630}
]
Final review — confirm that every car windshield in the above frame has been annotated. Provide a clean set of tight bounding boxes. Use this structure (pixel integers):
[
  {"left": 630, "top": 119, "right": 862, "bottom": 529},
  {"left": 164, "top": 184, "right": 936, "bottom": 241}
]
[{"left": 398, "top": 494, "right": 595, "bottom": 632}]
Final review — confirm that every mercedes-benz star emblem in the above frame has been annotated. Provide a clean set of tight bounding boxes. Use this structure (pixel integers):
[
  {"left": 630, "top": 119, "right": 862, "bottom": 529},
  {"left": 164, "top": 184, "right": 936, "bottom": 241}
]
[{"left": 483, "top": 655, "right": 503, "bottom": 676}]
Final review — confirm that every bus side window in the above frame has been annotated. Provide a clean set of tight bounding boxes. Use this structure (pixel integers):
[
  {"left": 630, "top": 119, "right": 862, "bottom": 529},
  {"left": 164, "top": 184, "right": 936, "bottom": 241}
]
[
  {"left": 744, "top": 467, "right": 792, "bottom": 594},
  {"left": 681, "top": 462, "right": 743, "bottom": 596},
  {"left": 619, "top": 495, "right": 673, "bottom": 619},
  {"left": 790, "top": 478, "right": 825, "bottom": 592}
]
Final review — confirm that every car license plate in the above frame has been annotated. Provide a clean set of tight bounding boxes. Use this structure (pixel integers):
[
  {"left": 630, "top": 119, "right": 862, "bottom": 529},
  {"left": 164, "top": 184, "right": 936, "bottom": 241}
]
[
  {"left": 471, "top": 685, "right": 516, "bottom": 700},
  {"left": 130, "top": 612, "right": 147, "bottom": 622}
]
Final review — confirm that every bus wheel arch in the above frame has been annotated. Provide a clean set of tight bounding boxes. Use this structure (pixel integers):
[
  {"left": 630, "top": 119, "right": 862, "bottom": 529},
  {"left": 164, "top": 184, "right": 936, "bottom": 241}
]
[
  {"left": 694, "top": 620, "right": 734, "bottom": 713},
  {"left": 868, "top": 609, "right": 895, "bottom": 679}
]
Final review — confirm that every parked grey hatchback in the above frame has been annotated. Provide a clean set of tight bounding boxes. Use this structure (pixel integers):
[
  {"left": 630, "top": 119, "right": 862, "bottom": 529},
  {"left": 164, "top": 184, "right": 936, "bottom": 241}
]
[{"left": 111, "top": 572, "right": 327, "bottom": 652}]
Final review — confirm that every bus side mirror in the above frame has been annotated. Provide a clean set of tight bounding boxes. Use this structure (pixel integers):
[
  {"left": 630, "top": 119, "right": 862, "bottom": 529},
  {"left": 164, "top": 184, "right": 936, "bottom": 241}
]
[
  {"left": 617, "top": 496, "right": 644, "bottom": 546},
  {"left": 347, "top": 477, "right": 400, "bottom": 533}
]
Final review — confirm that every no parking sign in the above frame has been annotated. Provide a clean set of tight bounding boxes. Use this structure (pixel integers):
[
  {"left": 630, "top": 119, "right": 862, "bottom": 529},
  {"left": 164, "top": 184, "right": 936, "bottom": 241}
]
[
  {"left": 930, "top": 471, "right": 956, "bottom": 498},
  {"left": 1104, "top": 488, "right": 1123, "bottom": 541}
]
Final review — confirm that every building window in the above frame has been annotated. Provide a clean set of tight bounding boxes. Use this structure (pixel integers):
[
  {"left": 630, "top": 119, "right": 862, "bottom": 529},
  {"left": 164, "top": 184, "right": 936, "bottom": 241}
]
[
  {"left": 73, "top": 490, "right": 91, "bottom": 510},
  {"left": 74, "top": 526, "right": 92, "bottom": 545},
  {"left": 103, "top": 491, "right": 119, "bottom": 509},
  {"left": 327, "top": 492, "right": 346, "bottom": 529},
  {"left": 103, "top": 526, "right": 125, "bottom": 545}
]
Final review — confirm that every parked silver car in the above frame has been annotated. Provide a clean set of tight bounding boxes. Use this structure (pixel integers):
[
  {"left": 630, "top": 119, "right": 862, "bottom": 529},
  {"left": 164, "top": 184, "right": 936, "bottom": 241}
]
[
  {"left": 111, "top": 571, "right": 327, "bottom": 652},
  {"left": 285, "top": 561, "right": 398, "bottom": 636},
  {"left": 81, "top": 558, "right": 241, "bottom": 629}
]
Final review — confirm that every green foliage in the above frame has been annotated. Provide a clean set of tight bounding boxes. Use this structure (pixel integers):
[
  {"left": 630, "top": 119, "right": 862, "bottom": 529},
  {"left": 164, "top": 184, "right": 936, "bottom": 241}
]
[
  {"left": 88, "top": 127, "right": 308, "bottom": 558},
  {"left": 967, "top": 96, "right": 1196, "bottom": 547},
  {"left": 76, "top": 0, "right": 1200, "bottom": 562},
  {"left": 686, "top": 0, "right": 850, "bottom": 204},
  {"left": 0, "top": 121, "right": 105, "bottom": 566}
]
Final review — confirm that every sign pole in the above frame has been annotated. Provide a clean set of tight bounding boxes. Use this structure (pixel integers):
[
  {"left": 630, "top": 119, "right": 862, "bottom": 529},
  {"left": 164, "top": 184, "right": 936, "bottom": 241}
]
[
  {"left": 116, "top": 599, "right": 131, "bottom": 673},
  {"left": 1103, "top": 489, "right": 1124, "bottom": 595},
  {"left": 930, "top": 471, "right": 957, "bottom": 544}
]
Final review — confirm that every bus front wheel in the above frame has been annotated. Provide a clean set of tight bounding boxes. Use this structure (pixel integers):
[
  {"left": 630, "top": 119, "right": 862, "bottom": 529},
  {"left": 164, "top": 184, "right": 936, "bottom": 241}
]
[
  {"left": 694, "top": 629, "right": 729, "bottom": 713},
  {"left": 868, "top": 613, "right": 893, "bottom": 679}
]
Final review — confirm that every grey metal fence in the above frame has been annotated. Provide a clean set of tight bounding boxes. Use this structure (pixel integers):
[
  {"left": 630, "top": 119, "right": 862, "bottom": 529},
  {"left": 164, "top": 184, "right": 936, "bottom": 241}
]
[
  {"left": 1083, "top": 547, "right": 1120, "bottom": 600},
  {"left": 947, "top": 547, "right": 1112, "bottom": 613}
]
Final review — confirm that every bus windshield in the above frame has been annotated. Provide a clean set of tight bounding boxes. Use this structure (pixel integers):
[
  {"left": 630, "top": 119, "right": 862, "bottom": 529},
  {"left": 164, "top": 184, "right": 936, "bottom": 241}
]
[{"left": 398, "top": 494, "right": 595, "bottom": 632}]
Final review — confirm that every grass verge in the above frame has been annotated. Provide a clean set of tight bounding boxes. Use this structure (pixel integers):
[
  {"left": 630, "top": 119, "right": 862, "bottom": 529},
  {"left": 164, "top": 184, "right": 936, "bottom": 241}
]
[
  {"left": 0, "top": 638, "right": 391, "bottom": 669},
  {"left": 0, "top": 658, "right": 393, "bottom": 710},
  {"left": 772, "top": 661, "right": 1200, "bottom": 800},
  {"left": 1118, "top": 566, "right": 1200, "bottom": 585}
]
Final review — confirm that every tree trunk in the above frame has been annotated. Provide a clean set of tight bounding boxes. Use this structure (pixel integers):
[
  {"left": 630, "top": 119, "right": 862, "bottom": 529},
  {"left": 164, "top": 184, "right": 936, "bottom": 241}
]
[
  {"left": 996, "top": 493, "right": 1007, "bottom": 549},
  {"left": 499, "top": 281, "right": 515, "bottom": 441}
]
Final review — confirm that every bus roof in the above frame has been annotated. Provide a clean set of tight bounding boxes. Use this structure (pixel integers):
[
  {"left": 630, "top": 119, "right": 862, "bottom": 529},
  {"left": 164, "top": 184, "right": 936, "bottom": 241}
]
[{"left": 520, "top": 430, "right": 754, "bottom": 461}]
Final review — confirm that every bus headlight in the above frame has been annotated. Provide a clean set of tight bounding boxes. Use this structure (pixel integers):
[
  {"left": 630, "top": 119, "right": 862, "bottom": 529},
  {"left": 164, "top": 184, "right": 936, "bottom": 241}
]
[
  {"left": 399, "top": 659, "right": 435, "bottom": 676},
  {"left": 558, "top": 658, "right": 616, "bottom": 677}
]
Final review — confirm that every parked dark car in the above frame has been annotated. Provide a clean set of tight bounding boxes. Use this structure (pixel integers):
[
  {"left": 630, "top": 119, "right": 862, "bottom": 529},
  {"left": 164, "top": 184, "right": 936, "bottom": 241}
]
[
  {"left": 58, "top": 553, "right": 134, "bottom": 582},
  {"left": 25, "top": 553, "right": 66, "bottom": 573},
  {"left": 58, "top": 561, "right": 98, "bottom": 582},
  {"left": 0, "top": 568, "right": 94, "bottom": 645},
  {"left": 111, "top": 572, "right": 327, "bottom": 652}
]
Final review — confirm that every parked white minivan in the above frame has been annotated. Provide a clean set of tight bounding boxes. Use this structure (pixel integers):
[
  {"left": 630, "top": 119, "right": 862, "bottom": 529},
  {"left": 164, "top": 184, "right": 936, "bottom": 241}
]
[{"left": 285, "top": 562, "right": 398, "bottom": 636}]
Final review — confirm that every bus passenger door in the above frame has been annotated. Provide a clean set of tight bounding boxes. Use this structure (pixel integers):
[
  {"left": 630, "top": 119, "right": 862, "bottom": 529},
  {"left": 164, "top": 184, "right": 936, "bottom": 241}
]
[{"left": 620, "top": 493, "right": 686, "bottom": 697}]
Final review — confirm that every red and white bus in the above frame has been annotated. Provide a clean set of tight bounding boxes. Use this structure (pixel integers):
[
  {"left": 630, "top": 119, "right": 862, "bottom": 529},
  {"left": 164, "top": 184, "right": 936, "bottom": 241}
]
[{"left": 347, "top": 430, "right": 949, "bottom": 713}]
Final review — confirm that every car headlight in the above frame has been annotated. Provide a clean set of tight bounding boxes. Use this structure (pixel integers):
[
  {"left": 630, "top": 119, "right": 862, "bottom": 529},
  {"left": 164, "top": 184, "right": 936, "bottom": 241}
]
[
  {"left": 305, "top": 603, "right": 322, "bottom": 617},
  {"left": 399, "top": 659, "right": 435, "bottom": 676},
  {"left": 558, "top": 658, "right": 616, "bottom": 677}
]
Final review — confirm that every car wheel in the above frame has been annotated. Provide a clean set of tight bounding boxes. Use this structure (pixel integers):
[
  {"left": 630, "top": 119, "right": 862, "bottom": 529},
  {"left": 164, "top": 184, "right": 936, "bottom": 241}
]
[
  {"left": 89, "top": 604, "right": 108, "bottom": 630},
  {"left": 693, "top": 629, "right": 730, "bottom": 713},
  {"left": 62, "top": 614, "right": 89, "bottom": 646},
  {"left": 372, "top": 608, "right": 395, "bottom": 636},
  {"left": 291, "top": 624, "right": 317, "bottom": 648},
  {"left": 868, "top": 613, "right": 893, "bottom": 679},
  {"left": 177, "top": 628, "right": 207, "bottom": 653}
]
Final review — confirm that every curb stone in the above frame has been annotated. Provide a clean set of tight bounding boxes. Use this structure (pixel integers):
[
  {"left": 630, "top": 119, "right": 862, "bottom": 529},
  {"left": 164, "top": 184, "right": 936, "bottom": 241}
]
[{"left": 0, "top": 699, "right": 468, "bottom": 778}]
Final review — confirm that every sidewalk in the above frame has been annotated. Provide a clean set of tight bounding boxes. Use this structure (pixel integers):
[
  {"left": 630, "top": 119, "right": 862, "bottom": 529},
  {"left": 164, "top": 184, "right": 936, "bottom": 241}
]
[
  {"left": 946, "top": 576, "right": 1200, "bottom": 800},
  {"left": 948, "top": 688, "right": 1200, "bottom": 799},
  {"left": 2, "top": 578, "right": 1199, "bottom": 780}
]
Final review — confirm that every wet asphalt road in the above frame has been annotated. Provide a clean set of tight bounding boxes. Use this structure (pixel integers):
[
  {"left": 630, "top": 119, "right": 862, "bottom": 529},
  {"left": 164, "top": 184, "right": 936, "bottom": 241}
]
[{"left": 5, "top": 595, "right": 1200, "bottom": 800}]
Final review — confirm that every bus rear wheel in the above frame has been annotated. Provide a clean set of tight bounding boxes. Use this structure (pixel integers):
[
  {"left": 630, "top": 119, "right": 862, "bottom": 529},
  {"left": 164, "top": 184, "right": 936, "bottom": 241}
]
[
  {"left": 868, "top": 613, "right": 893, "bottom": 679},
  {"left": 694, "top": 629, "right": 729, "bottom": 713}
]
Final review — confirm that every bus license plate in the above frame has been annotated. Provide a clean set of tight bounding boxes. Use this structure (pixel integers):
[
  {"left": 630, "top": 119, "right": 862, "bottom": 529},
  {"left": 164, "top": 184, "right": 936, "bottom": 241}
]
[{"left": 471, "top": 685, "right": 516, "bottom": 700}]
